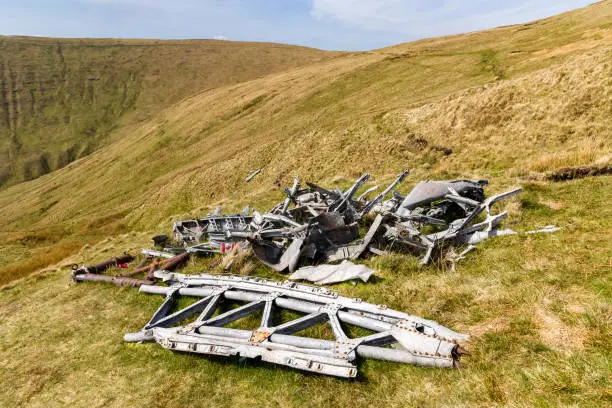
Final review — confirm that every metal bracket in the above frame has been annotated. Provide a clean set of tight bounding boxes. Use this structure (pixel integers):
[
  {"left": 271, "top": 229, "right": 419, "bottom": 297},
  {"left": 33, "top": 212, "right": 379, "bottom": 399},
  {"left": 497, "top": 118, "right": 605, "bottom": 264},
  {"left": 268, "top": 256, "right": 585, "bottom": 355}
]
[
  {"left": 333, "top": 338, "right": 362, "bottom": 360},
  {"left": 249, "top": 327, "right": 276, "bottom": 343}
]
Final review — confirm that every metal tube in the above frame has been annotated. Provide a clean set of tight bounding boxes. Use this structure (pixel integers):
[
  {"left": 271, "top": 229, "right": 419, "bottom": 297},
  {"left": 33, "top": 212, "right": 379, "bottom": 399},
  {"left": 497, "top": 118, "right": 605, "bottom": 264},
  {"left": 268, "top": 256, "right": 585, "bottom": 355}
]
[
  {"left": 153, "top": 273, "right": 410, "bottom": 321},
  {"left": 274, "top": 297, "right": 320, "bottom": 314},
  {"left": 165, "top": 326, "right": 451, "bottom": 366},
  {"left": 281, "top": 176, "right": 300, "bottom": 214},
  {"left": 140, "top": 285, "right": 214, "bottom": 297},
  {"left": 186, "top": 329, "right": 336, "bottom": 359},
  {"left": 356, "top": 345, "right": 453, "bottom": 367},
  {"left": 74, "top": 273, "right": 152, "bottom": 287},
  {"left": 141, "top": 249, "right": 175, "bottom": 258},
  {"left": 162, "top": 252, "right": 190, "bottom": 271},
  {"left": 140, "top": 286, "right": 392, "bottom": 332},
  {"left": 196, "top": 326, "right": 251, "bottom": 339},
  {"left": 270, "top": 333, "right": 334, "bottom": 350},
  {"left": 74, "top": 254, "right": 135, "bottom": 275},
  {"left": 337, "top": 311, "right": 392, "bottom": 332},
  {"left": 195, "top": 326, "right": 334, "bottom": 350},
  {"left": 361, "top": 170, "right": 409, "bottom": 216}
]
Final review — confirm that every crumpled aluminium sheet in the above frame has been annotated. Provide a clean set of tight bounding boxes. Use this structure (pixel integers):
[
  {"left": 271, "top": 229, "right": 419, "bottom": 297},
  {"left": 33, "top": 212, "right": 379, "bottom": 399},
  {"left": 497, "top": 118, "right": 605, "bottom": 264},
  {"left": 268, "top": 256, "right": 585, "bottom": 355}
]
[{"left": 288, "top": 260, "right": 374, "bottom": 285}]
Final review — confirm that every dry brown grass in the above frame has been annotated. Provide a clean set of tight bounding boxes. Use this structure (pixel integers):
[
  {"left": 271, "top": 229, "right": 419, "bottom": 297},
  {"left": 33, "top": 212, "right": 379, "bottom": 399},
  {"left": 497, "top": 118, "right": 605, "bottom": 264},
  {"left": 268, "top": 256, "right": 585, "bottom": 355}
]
[
  {"left": 528, "top": 147, "right": 604, "bottom": 172},
  {"left": 531, "top": 27, "right": 612, "bottom": 60},
  {"left": 0, "top": 241, "right": 83, "bottom": 286},
  {"left": 394, "top": 47, "right": 611, "bottom": 176}
]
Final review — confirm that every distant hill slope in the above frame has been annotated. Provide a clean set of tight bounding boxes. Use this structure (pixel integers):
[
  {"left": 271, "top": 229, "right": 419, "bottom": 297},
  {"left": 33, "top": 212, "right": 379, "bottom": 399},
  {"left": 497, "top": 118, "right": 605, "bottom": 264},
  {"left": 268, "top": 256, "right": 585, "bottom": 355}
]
[
  {"left": 0, "top": 37, "right": 340, "bottom": 186},
  {"left": 0, "top": 1, "right": 610, "bottom": 284}
]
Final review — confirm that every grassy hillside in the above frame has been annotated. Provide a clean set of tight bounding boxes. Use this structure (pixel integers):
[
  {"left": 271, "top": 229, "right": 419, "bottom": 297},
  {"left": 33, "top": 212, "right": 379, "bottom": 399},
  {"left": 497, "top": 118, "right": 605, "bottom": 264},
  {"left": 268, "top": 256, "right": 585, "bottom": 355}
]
[
  {"left": 0, "top": 37, "right": 340, "bottom": 186},
  {"left": 1, "top": 176, "right": 609, "bottom": 407},
  {"left": 0, "top": 1, "right": 610, "bottom": 407},
  {"left": 0, "top": 1, "right": 609, "bottom": 283}
]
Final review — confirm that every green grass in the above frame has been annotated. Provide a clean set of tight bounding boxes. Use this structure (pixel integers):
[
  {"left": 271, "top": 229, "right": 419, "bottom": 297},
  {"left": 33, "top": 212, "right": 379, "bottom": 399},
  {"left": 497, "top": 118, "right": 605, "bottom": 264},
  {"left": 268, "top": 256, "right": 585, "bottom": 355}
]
[{"left": 0, "top": 37, "right": 339, "bottom": 186}]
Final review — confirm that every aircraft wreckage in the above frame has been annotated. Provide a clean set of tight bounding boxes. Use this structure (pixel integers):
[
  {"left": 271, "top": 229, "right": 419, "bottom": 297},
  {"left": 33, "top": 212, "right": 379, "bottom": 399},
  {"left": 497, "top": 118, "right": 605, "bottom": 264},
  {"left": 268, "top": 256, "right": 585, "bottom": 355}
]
[
  {"left": 124, "top": 271, "right": 469, "bottom": 378},
  {"left": 171, "top": 171, "right": 523, "bottom": 269},
  {"left": 72, "top": 170, "right": 552, "bottom": 377}
]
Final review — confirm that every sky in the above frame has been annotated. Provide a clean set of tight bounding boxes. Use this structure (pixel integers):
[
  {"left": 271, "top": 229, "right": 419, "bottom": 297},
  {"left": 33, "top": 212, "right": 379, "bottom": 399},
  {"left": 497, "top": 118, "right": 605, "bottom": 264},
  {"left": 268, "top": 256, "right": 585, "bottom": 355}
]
[{"left": 0, "top": 0, "right": 597, "bottom": 50}]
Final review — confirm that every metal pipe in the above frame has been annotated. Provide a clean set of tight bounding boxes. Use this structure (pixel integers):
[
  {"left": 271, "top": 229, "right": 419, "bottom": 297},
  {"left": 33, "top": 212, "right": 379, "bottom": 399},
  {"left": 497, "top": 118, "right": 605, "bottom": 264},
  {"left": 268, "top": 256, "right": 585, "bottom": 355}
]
[
  {"left": 164, "top": 326, "right": 451, "bottom": 367},
  {"left": 74, "top": 254, "right": 135, "bottom": 275},
  {"left": 356, "top": 345, "right": 452, "bottom": 367},
  {"left": 162, "top": 252, "right": 190, "bottom": 271},
  {"left": 141, "top": 286, "right": 392, "bottom": 332},
  {"left": 141, "top": 249, "right": 175, "bottom": 259},
  {"left": 74, "top": 273, "right": 153, "bottom": 287},
  {"left": 130, "top": 252, "right": 189, "bottom": 275},
  {"left": 281, "top": 176, "right": 300, "bottom": 214}
]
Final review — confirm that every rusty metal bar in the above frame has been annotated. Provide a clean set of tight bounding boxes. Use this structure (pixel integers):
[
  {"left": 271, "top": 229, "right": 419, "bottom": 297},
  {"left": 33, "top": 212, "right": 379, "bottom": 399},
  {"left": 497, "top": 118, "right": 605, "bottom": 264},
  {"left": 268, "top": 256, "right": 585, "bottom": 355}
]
[
  {"left": 129, "top": 252, "right": 190, "bottom": 275},
  {"left": 72, "top": 254, "right": 134, "bottom": 275}
]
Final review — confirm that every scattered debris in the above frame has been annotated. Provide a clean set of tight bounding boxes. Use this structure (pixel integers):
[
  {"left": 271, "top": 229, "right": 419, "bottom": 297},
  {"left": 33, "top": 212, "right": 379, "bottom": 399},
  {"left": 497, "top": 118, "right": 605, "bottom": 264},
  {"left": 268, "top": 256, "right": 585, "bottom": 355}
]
[
  {"left": 181, "top": 172, "right": 523, "bottom": 270},
  {"left": 289, "top": 261, "right": 374, "bottom": 285},
  {"left": 152, "top": 235, "right": 169, "bottom": 247},
  {"left": 166, "top": 172, "right": 525, "bottom": 274},
  {"left": 70, "top": 170, "right": 559, "bottom": 377},
  {"left": 245, "top": 168, "right": 263, "bottom": 182},
  {"left": 72, "top": 251, "right": 190, "bottom": 286},
  {"left": 172, "top": 209, "right": 252, "bottom": 254},
  {"left": 124, "top": 272, "right": 469, "bottom": 378},
  {"left": 525, "top": 225, "right": 563, "bottom": 234}
]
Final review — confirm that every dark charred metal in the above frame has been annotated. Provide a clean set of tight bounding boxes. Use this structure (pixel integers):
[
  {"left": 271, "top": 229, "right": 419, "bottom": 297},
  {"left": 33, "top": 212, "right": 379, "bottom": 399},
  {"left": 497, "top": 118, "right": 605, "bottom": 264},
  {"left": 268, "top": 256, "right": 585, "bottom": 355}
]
[{"left": 71, "top": 253, "right": 134, "bottom": 280}]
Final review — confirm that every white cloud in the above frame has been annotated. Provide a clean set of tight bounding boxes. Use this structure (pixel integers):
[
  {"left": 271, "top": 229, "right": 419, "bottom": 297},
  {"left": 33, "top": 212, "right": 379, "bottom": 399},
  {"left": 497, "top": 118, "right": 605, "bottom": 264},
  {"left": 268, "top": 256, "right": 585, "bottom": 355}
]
[
  {"left": 213, "top": 35, "right": 228, "bottom": 40},
  {"left": 311, "top": 0, "right": 595, "bottom": 38}
]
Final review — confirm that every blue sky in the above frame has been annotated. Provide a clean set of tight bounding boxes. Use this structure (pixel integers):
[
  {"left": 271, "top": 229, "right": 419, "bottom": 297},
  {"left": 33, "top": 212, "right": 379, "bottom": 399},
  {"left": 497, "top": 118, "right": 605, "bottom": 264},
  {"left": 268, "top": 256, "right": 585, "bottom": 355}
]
[{"left": 0, "top": 0, "right": 597, "bottom": 50}]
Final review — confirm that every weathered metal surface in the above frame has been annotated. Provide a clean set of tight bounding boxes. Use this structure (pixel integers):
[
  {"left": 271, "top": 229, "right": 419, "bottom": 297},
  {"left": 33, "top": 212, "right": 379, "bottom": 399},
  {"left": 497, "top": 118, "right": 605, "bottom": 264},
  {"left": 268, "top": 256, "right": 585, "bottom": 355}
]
[
  {"left": 126, "top": 252, "right": 190, "bottom": 276},
  {"left": 166, "top": 172, "right": 525, "bottom": 270},
  {"left": 141, "top": 249, "right": 175, "bottom": 259},
  {"left": 172, "top": 211, "right": 254, "bottom": 251},
  {"left": 396, "top": 180, "right": 486, "bottom": 215},
  {"left": 73, "top": 273, "right": 153, "bottom": 287},
  {"left": 245, "top": 168, "right": 263, "bottom": 182},
  {"left": 162, "top": 251, "right": 190, "bottom": 271},
  {"left": 289, "top": 261, "right": 374, "bottom": 285},
  {"left": 71, "top": 254, "right": 134, "bottom": 277},
  {"left": 125, "top": 272, "right": 469, "bottom": 377},
  {"left": 222, "top": 173, "right": 523, "bottom": 268}
]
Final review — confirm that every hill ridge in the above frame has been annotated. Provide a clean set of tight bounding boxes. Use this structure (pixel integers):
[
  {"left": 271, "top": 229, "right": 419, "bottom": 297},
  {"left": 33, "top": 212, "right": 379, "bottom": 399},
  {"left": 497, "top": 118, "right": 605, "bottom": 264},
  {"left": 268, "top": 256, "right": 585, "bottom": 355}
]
[{"left": 0, "top": 36, "right": 340, "bottom": 186}]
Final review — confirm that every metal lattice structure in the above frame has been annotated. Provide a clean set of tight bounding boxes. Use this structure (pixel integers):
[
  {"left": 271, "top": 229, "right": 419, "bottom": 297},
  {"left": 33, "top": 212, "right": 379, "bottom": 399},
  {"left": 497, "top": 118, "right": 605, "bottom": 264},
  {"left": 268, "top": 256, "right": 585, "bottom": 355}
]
[{"left": 125, "top": 271, "right": 469, "bottom": 378}]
